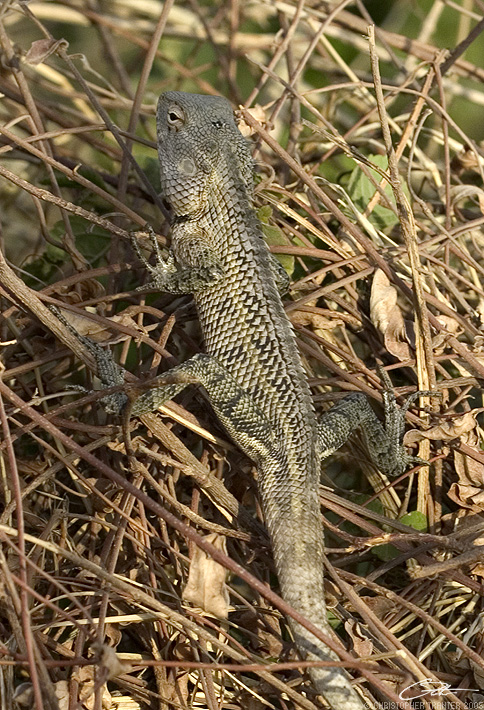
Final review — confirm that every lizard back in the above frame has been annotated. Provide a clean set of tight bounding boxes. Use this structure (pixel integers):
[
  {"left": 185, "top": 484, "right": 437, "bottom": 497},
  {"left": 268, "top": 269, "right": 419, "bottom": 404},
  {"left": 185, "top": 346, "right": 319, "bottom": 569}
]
[{"left": 157, "top": 92, "right": 317, "bottom": 461}]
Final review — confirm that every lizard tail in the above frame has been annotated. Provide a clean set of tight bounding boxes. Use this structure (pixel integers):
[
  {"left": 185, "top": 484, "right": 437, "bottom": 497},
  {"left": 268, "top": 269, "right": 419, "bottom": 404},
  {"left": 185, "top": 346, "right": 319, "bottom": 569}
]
[{"left": 260, "top": 473, "right": 368, "bottom": 710}]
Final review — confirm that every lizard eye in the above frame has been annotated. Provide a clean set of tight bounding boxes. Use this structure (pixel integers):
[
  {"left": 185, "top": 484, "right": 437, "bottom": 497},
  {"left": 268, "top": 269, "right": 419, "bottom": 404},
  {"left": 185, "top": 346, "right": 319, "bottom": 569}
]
[
  {"left": 167, "top": 105, "right": 185, "bottom": 127},
  {"left": 212, "top": 119, "right": 224, "bottom": 129}
]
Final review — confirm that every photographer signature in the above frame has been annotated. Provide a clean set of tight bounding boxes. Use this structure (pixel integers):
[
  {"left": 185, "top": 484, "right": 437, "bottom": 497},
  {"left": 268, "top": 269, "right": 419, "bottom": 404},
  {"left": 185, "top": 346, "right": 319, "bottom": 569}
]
[{"left": 400, "top": 679, "right": 478, "bottom": 700}]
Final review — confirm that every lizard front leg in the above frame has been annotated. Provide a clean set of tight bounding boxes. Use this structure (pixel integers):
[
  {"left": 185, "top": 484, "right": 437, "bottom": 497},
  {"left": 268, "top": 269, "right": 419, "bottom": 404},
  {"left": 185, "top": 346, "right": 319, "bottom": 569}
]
[{"left": 133, "top": 224, "right": 224, "bottom": 294}]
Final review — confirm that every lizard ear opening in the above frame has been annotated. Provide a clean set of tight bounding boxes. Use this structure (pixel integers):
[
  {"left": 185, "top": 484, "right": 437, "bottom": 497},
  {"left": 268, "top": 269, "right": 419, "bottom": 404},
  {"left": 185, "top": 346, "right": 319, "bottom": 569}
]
[{"left": 167, "top": 104, "right": 185, "bottom": 128}]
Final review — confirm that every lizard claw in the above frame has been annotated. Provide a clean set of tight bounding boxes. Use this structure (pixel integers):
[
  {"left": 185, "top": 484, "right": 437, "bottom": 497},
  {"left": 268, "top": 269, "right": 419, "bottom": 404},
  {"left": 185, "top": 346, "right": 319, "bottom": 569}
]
[
  {"left": 134, "top": 253, "right": 176, "bottom": 291},
  {"left": 131, "top": 226, "right": 175, "bottom": 291},
  {"left": 380, "top": 387, "right": 442, "bottom": 475}
]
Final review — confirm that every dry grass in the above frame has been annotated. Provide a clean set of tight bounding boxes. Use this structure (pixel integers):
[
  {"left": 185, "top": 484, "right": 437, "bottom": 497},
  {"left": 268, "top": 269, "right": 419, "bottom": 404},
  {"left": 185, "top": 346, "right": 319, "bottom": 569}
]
[{"left": 1, "top": 1, "right": 484, "bottom": 709}]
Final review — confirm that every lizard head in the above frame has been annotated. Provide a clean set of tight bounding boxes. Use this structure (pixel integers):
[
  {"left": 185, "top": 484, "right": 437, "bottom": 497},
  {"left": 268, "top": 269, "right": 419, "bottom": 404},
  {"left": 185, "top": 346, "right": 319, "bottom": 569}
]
[{"left": 157, "top": 91, "right": 253, "bottom": 216}]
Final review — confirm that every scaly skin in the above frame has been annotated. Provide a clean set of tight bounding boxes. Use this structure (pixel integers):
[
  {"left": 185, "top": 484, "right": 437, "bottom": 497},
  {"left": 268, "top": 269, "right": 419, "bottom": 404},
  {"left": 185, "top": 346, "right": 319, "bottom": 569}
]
[{"left": 128, "top": 91, "right": 367, "bottom": 709}]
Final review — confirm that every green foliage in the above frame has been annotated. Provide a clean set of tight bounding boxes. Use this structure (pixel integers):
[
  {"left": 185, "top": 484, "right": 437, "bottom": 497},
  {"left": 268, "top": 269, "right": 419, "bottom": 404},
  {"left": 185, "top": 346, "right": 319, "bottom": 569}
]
[
  {"left": 55, "top": 165, "right": 108, "bottom": 190},
  {"left": 23, "top": 241, "right": 67, "bottom": 287},
  {"left": 23, "top": 216, "right": 111, "bottom": 288},
  {"left": 345, "top": 154, "right": 400, "bottom": 232},
  {"left": 399, "top": 510, "right": 428, "bottom": 532},
  {"left": 50, "top": 216, "right": 111, "bottom": 263},
  {"left": 257, "top": 205, "right": 295, "bottom": 275},
  {"left": 372, "top": 511, "right": 428, "bottom": 561}
]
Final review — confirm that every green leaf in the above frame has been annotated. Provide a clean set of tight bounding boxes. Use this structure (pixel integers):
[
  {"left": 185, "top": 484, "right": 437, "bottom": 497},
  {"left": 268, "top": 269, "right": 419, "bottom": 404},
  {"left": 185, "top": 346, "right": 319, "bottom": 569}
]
[
  {"left": 398, "top": 510, "right": 428, "bottom": 532},
  {"left": 346, "top": 154, "right": 402, "bottom": 233},
  {"left": 50, "top": 216, "right": 111, "bottom": 263},
  {"left": 371, "top": 510, "right": 428, "bottom": 561},
  {"left": 257, "top": 205, "right": 294, "bottom": 275},
  {"left": 23, "top": 242, "right": 67, "bottom": 287},
  {"left": 55, "top": 165, "right": 108, "bottom": 190}
]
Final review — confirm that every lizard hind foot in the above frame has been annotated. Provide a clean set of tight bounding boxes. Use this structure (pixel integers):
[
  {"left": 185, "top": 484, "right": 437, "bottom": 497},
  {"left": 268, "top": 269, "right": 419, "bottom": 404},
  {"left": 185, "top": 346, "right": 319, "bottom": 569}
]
[
  {"left": 378, "top": 387, "right": 442, "bottom": 476},
  {"left": 317, "top": 387, "right": 442, "bottom": 478},
  {"left": 383, "top": 387, "right": 442, "bottom": 475}
]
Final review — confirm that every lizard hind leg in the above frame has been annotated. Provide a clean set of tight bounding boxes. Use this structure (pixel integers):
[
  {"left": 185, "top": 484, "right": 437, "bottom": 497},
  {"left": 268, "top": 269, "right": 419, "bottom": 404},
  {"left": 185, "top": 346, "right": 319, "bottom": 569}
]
[
  {"left": 317, "top": 389, "right": 439, "bottom": 477},
  {"left": 131, "top": 353, "right": 279, "bottom": 462}
]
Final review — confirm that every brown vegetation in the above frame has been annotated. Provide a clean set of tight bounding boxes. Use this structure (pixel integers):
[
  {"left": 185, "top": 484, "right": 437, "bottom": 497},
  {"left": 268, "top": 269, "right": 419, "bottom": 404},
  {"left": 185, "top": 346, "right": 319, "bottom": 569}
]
[{"left": 1, "top": 1, "right": 484, "bottom": 708}]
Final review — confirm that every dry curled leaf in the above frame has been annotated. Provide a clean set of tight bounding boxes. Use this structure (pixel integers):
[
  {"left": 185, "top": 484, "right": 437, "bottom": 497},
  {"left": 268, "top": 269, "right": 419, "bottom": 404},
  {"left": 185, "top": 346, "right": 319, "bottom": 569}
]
[
  {"left": 73, "top": 664, "right": 112, "bottom": 709},
  {"left": 433, "top": 315, "right": 461, "bottom": 352},
  {"left": 370, "top": 269, "right": 412, "bottom": 360},
  {"left": 450, "top": 184, "right": 484, "bottom": 214},
  {"left": 448, "top": 448, "right": 484, "bottom": 512},
  {"left": 182, "top": 533, "right": 230, "bottom": 618},
  {"left": 92, "top": 642, "right": 126, "bottom": 680},
  {"left": 236, "top": 104, "right": 266, "bottom": 137},
  {"left": 236, "top": 691, "right": 266, "bottom": 710},
  {"left": 56, "top": 307, "right": 148, "bottom": 343},
  {"left": 13, "top": 684, "right": 34, "bottom": 708},
  {"left": 404, "top": 411, "right": 479, "bottom": 445},
  {"left": 24, "top": 38, "right": 68, "bottom": 64},
  {"left": 470, "top": 562, "right": 484, "bottom": 578},
  {"left": 472, "top": 660, "right": 484, "bottom": 691},
  {"left": 451, "top": 146, "right": 481, "bottom": 175},
  {"left": 453, "top": 511, "right": 484, "bottom": 544},
  {"left": 350, "top": 595, "right": 396, "bottom": 620},
  {"left": 449, "top": 481, "right": 484, "bottom": 513},
  {"left": 55, "top": 680, "right": 69, "bottom": 710},
  {"left": 344, "top": 619, "right": 373, "bottom": 658},
  {"left": 290, "top": 310, "right": 344, "bottom": 331}
]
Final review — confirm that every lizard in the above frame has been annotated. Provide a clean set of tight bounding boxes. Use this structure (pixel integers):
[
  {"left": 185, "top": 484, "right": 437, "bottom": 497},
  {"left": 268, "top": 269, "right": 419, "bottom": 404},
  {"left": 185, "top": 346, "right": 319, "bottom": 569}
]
[{"left": 110, "top": 92, "right": 428, "bottom": 709}]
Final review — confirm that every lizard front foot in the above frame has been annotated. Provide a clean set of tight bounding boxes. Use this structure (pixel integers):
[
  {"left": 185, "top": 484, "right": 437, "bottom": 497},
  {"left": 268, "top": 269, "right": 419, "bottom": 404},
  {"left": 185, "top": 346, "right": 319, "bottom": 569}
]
[{"left": 131, "top": 226, "right": 176, "bottom": 291}]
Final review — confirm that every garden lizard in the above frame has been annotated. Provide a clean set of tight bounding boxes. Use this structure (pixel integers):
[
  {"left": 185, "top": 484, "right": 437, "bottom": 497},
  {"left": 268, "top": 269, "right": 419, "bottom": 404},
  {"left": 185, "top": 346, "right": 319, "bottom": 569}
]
[{"left": 121, "top": 92, "right": 424, "bottom": 709}]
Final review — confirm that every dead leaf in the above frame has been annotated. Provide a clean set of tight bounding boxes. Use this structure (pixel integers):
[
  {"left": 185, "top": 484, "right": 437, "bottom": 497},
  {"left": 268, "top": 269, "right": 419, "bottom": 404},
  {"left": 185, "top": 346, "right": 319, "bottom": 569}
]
[
  {"left": 352, "top": 595, "right": 396, "bottom": 620},
  {"left": 55, "top": 680, "right": 69, "bottom": 710},
  {"left": 24, "top": 38, "right": 68, "bottom": 65},
  {"left": 56, "top": 307, "right": 148, "bottom": 344},
  {"left": 433, "top": 315, "right": 461, "bottom": 352},
  {"left": 448, "top": 448, "right": 484, "bottom": 512},
  {"left": 232, "top": 603, "right": 284, "bottom": 657},
  {"left": 344, "top": 619, "right": 373, "bottom": 658},
  {"left": 453, "top": 511, "right": 484, "bottom": 541},
  {"left": 92, "top": 642, "right": 126, "bottom": 680},
  {"left": 467, "top": 620, "right": 484, "bottom": 689},
  {"left": 370, "top": 269, "right": 399, "bottom": 333},
  {"left": 470, "top": 562, "right": 484, "bottom": 577},
  {"left": 448, "top": 483, "right": 484, "bottom": 512},
  {"left": 236, "top": 105, "right": 266, "bottom": 137},
  {"left": 290, "top": 310, "right": 344, "bottom": 331},
  {"left": 404, "top": 411, "right": 479, "bottom": 445},
  {"left": 13, "top": 684, "right": 33, "bottom": 708},
  {"left": 435, "top": 315, "right": 461, "bottom": 335},
  {"left": 104, "top": 623, "right": 122, "bottom": 648},
  {"left": 73, "top": 664, "right": 112, "bottom": 709},
  {"left": 236, "top": 692, "right": 266, "bottom": 710},
  {"left": 455, "top": 447, "right": 484, "bottom": 487},
  {"left": 370, "top": 269, "right": 412, "bottom": 360},
  {"left": 450, "top": 184, "right": 484, "bottom": 214},
  {"left": 182, "top": 533, "right": 230, "bottom": 618},
  {"left": 472, "top": 658, "right": 484, "bottom": 689},
  {"left": 451, "top": 146, "right": 481, "bottom": 175}
]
